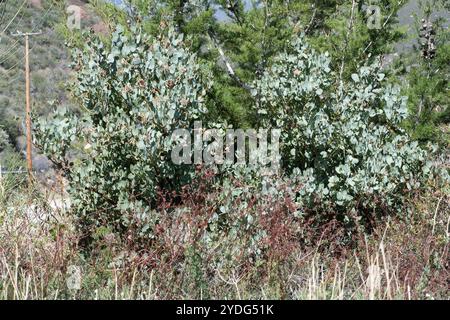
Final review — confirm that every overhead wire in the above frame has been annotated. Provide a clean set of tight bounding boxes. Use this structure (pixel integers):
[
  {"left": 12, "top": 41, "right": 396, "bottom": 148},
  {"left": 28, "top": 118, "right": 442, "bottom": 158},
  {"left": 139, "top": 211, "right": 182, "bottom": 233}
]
[
  {"left": 0, "top": 0, "right": 9, "bottom": 27},
  {"left": 1, "top": 1, "right": 56, "bottom": 88},
  {"left": 1, "top": 0, "right": 27, "bottom": 33}
]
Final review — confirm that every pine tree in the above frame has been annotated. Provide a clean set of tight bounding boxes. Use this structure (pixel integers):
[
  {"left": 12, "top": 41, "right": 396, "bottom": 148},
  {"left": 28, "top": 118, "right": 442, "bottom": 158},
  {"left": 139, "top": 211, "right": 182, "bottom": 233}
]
[
  {"left": 398, "top": 0, "right": 449, "bottom": 147},
  {"left": 64, "top": 0, "right": 406, "bottom": 128}
]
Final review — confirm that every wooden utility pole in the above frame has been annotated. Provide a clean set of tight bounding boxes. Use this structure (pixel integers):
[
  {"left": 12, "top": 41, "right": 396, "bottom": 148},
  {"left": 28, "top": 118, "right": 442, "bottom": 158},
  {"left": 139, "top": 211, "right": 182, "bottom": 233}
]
[{"left": 11, "top": 31, "right": 42, "bottom": 182}]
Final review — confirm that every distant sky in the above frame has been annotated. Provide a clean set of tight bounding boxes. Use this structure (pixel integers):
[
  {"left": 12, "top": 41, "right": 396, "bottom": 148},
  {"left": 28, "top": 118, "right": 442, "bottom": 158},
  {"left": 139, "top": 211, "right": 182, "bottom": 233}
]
[
  {"left": 108, "top": 1, "right": 448, "bottom": 27},
  {"left": 107, "top": 0, "right": 252, "bottom": 21}
]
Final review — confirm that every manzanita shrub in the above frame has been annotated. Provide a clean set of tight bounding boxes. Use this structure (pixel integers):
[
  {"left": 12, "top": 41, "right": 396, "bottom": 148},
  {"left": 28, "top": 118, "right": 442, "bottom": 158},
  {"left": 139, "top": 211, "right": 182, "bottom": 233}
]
[
  {"left": 35, "top": 24, "right": 209, "bottom": 241},
  {"left": 254, "top": 36, "right": 432, "bottom": 218},
  {"left": 35, "top": 26, "right": 441, "bottom": 247}
]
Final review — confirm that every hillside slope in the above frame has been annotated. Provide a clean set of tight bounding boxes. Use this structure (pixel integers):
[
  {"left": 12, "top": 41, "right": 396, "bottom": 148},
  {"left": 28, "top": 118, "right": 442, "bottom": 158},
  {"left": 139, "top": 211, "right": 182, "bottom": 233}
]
[{"left": 0, "top": 0, "right": 99, "bottom": 166}]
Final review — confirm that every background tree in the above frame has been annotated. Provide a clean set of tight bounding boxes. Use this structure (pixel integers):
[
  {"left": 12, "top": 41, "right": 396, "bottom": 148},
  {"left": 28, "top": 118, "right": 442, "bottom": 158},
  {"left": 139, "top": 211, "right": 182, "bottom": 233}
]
[
  {"left": 394, "top": 0, "right": 449, "bottom": 148},
  {"left": 65, "top": 0, "right": 407, "bottom": 128}
]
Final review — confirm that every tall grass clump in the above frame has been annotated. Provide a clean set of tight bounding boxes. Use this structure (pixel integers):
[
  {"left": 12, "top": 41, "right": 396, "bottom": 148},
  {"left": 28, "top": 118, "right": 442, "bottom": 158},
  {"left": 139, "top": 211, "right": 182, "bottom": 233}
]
[
  {"left": 0, "top": 169, "right": 448, "bottom": 299},
  {"left": 26, "top": 21, "right": 449, "bottom": 300}
]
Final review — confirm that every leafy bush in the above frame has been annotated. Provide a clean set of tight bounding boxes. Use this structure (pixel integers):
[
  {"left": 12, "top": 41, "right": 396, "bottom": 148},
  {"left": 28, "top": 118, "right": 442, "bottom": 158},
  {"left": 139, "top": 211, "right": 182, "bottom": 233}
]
[
  {"left": 402, "top": 41, "right": 450, "bottom": 147},
  {"left": 254, "top": 37, "right": 430, "bottom": 217},
  {"left": 35, "top": 24, "right": 209, "bottom": 242},
  {"left": 35, "top": 28, "right": 441, "bottom": 246}
]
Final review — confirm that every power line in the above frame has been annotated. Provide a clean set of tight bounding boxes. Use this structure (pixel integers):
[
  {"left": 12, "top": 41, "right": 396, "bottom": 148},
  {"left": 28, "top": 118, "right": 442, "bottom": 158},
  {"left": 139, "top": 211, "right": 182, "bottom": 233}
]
[
  {"left": 1, "top": 0, "right": 27, "bottom": 33},
  {"left": 0, "top": 0, "right": 10, "bottom": 30},
  {"left": 1, "top": 1, "right": 56, "bottom": 86},
  {"left": 0, "top": 40, "right": 21, "bottom": 64},
  {"left": 30, "top": 1, "right": 55, "bottom": 33},
  {"left": 0, "top": 5, "right": 26, "bottom": 52},
  {"left": 0, "top": 38, "right": 20, "bottom": 59},
  {"left": 1, "top": 33, "right": 46, "bottom": 87},
  {"left": 0, "top": 1, "right": 26, "bottom": 64},
  {"left": 1, "top": 57, "right": 24, "bottom": 75}
]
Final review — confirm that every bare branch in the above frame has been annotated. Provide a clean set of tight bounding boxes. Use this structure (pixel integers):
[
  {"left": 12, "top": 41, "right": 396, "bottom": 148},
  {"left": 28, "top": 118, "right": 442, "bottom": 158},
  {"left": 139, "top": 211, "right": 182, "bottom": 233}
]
[
  {"left": 339, "top": 0, "right": 357, "bottom": 84},
  {"left": 304, "top": 3, "right": 318, "bottom": 35},
  {"left": 207, "top": 31, "right": 254, "bottom": 93}
]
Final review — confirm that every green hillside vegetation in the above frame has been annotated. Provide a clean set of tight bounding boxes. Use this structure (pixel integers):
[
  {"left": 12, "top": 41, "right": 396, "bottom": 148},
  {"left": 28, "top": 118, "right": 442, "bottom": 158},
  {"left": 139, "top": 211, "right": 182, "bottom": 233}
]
[
  {"left": 398, "top": 2, "right": 449, "bottom": 148},
  {"left": 0, "top": 0, "right": 448, "bottom": 300},
  {"left": 0, "top": 0, "right": 101, "bottom": 161}
]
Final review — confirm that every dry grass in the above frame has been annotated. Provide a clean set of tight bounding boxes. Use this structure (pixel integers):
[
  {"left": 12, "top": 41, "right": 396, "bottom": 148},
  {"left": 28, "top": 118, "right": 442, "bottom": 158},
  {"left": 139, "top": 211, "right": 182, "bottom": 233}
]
[{"left": 0, "top": 174, "right": 448, "bottom": 300}]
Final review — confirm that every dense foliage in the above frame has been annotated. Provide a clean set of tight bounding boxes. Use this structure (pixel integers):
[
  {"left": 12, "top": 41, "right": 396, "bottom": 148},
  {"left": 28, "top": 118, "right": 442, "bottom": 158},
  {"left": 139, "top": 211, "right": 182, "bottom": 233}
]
[
  {"left": 399, "top": 1, "right": 449, "bottom": 147},
  {"left": 35, "top": 25, "right": 209, "bottom": 241},
  {"left": 255, "top": 37, "right": 430, "bottom": 216},
  {"left": 78, "top": 0, "right": 406, "bottom": 128},
  {"left": 0, "top": 0, "right": 448, "bottom": 301},
  {"left": 35, "top": 21, "right": 443, "bottom": 244}
]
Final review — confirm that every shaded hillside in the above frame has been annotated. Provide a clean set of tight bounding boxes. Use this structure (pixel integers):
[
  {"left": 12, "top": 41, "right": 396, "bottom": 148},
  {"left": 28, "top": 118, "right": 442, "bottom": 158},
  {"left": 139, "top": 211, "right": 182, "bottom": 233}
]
[{"left": 0, "top": 0, "right": 100, "bottom": 163}]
